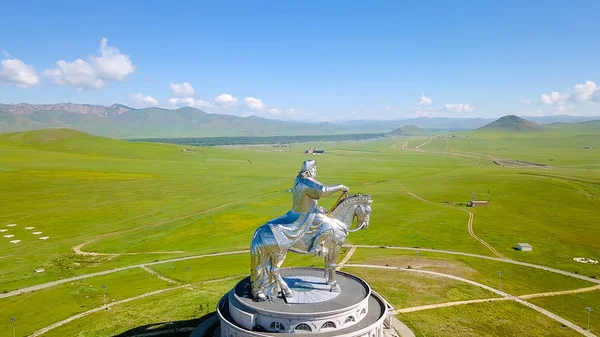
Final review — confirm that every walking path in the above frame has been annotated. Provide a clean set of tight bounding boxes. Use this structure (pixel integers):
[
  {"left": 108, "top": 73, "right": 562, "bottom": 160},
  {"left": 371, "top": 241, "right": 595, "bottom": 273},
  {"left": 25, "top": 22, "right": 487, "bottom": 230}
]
[
  {"left": 336, "top": 246, "right": 357, "bottom": 270},
  {"left": 407, "top": 192, "right": 504, "bottom": 258},
  {"left": 349, "top": 264, "right": 597, "bottom": 337},
  {"left": 140, "top": 266, "right": 180, "bottom": 284},
  {"left": 0, "top": 250, "right": 248, "bottom": 299},
  {"left": 519, "top": 285, "right": 600, "bottom": 300},
  {"left": 72, "top": 189, "right": 283, "bottom": 257},
  {"left": 28, "top": 276, "right": 240, "bottom": 337},
  {"left": 349, "top": 244, "right": 600, "bottom": 285},
  {"left": 72, "top": 201, "right": 237, "bottom": 256},
  {"left": 396, "top": 297, "right": 510, "bottom": 313},
  {"left": 16, "top": 246, "right": 600, "bottom": 336}
]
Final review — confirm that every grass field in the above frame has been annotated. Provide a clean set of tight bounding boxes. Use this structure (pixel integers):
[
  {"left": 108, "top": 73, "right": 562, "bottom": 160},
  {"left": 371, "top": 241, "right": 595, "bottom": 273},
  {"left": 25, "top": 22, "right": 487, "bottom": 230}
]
[
  {"left": 1, "top": 127, "right": 599, "bottom": 336},
  {"left": 399, "top": 301, "right": 581, "bottom": 337}
]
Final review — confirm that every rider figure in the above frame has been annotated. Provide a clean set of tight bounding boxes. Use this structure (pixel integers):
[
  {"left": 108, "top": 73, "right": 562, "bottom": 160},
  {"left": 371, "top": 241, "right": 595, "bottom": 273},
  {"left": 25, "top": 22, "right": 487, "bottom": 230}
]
[
  {"left": 291, "top": 160, "right": 349, "bottom": 254},
  {"left": 266, "top": 160, "right": 349, "bottom": 256}
]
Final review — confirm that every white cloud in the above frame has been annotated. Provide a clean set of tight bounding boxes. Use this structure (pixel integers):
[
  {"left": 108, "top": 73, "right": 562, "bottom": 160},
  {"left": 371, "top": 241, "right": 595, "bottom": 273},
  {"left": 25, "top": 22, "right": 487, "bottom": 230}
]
[
  {"left": 168, "top": 97, "right": 214, "bottom": 109},
  {"left": 417, "top": 94, "right": 432, "bottom": 105},
  {"left": 244, "top": 97, "right": 266, "bottom": 111},
  {"left": 130, "top": 93, "right": 159, "bottom": 106},
  {"left": 1, "top": 50, "right": 10, "bottom": 58},
  {"left": 444, "top": 104, "right": 474, "bottom": 113},
  {"left": 0, "top": 58, "right": 40, "bottom": 87},
  {"left": 214, "top": 93, "right": 238, "bottom": 107},
  {"left": 285, "top": 108, "right": 296, "bottom": 116},
  {"left": 267, "top": 108, "right": 281, "bottom": 115},
  {"left": 520, "top": 99, "right": 531, "bottom": 104},
  {"left": 91, "top": 38, "right": 135, "bottom": 81},
  {"left": 554, "top": 105, "right": 567, "bottom": 114},
  {"left": 572, "top": 80, "right": 598, "bottom": 102},
  {"left": 540, "top": 91, "right": 568, "bottom": 105},
  {"left": 43, "top": 37, "right": 135, "bottom": 90},
  {"left": 170, "top": 82, "right": 195, "bottom": 98}
]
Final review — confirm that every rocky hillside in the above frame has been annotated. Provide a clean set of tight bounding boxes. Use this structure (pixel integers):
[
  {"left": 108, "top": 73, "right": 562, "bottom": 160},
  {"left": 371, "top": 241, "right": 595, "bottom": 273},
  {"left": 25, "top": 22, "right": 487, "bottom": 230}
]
[{"left": 0, "top": 103, "right": 131, "bottom": 117}]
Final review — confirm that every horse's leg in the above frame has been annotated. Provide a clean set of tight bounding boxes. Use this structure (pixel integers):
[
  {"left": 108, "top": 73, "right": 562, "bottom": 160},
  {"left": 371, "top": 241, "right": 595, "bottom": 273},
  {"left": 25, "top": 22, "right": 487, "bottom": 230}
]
[
  {"left": 326, "top": 244, "right": 341, "bottom": 292},
  {"left": 270, "top": 254, "right": 293, "bottom": 298}
]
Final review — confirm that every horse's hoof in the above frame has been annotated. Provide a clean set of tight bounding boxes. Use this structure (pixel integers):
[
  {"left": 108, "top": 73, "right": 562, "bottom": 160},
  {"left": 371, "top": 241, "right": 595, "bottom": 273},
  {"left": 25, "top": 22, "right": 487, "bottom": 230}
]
[
  {"left": 255, "top": 293, "right": 267, "bottom": 302},
  {"left": 283, "top": 289, "right": 294, "bottom": 298},
  {"left": 330, "top": 284, "right": 341, "bottom": 293}
]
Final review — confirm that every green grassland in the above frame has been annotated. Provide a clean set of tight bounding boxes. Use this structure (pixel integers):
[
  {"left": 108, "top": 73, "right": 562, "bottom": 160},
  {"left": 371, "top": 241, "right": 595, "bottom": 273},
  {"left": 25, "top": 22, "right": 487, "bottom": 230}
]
[
  {"left": 399, "top": 301, "right": 580, "bottom": 337},
  {"left": 529, "top": 290, "right": 600, "bottom": 334},
  {"left": 0, "top": 126, "right": 599, "bottom": 335},
  {"left": 343, "top": 266, "right": 499, "bottom": 308},
  {"left": 350, "top": 248, "right": 594, "bottom": 295}
]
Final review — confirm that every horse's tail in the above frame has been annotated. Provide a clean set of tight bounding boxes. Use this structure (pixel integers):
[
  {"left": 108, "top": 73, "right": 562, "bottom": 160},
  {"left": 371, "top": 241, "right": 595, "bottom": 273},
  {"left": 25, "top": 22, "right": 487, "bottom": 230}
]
[{"left": 250, "top": 227, "right": 269, "bottom": 297}]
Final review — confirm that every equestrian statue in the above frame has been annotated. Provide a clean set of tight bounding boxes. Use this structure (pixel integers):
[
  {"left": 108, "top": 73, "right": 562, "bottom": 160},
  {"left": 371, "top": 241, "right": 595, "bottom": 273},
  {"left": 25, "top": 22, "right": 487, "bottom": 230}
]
[{"left": 250, "top": 160, "right": 372, "bottom": 301}]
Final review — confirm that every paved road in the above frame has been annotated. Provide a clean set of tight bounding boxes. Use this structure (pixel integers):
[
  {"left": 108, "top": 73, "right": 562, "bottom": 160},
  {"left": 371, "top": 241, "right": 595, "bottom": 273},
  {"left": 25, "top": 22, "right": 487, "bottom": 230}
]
[
  {"left": 350, "top": 244, "right": 600, "bottom": 285},
  {"left": 29, "top": 276, "right": 240, "bottom": 337},
  {"left": 0, "top": 250, "right": 248, "bottom": 299},
  {"left": 351, "top": 264, "right": 597, "bottom": 337},
  {"left": 22, "top": 251, "right": 599, "bottom": 337}
]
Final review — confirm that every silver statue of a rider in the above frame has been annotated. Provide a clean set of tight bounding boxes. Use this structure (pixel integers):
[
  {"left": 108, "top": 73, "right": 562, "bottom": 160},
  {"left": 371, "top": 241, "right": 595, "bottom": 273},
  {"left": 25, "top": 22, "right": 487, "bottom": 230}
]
[
  {"left": 279, "top": 159, "right": 349, "bottom": 255},
  {"left": 251, "top": 160, "right": 368, "bottom": 301}
]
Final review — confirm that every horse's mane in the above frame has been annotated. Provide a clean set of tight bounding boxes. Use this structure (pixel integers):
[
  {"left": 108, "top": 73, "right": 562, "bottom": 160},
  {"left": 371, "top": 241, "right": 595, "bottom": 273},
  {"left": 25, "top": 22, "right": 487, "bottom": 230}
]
[{"left": 329, "top": 193, "right": 372, "bottom": 217}]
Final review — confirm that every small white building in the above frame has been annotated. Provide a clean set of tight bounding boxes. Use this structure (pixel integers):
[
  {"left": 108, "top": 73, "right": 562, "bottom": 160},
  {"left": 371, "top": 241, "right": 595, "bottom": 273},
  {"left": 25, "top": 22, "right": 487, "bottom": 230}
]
[{"left": 516, "top": 243, "right": 532, "bottom": 251}]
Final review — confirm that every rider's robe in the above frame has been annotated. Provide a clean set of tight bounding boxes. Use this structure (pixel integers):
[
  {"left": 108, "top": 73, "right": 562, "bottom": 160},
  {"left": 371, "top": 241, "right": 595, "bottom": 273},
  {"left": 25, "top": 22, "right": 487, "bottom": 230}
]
[{"left": 267, "top": 175, "right": 346, "bottom": 251}]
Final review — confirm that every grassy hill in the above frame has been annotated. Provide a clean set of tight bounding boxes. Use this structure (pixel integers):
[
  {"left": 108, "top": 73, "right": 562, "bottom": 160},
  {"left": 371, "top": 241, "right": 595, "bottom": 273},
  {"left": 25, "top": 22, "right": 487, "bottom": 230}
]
[
  {"left": 476, "top": 115, "right": 543, "bottom": 132},
  {"left": 389, "top": 125, "right": 429, "bottom": 136}
]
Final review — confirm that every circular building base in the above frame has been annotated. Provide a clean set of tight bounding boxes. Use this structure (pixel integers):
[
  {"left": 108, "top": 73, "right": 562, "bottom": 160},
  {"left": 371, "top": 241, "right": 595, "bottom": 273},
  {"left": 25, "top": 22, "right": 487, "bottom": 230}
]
[{"left": 209, "top": 267, "right": 394, "bottom": 336}]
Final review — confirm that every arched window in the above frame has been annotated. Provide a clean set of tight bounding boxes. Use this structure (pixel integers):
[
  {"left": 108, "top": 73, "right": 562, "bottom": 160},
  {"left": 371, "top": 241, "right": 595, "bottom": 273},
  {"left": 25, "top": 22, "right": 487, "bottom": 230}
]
[
  {"left": 321, "top": 321, "right": 336, "bottom": 330},
  {"left": 270, "top": 321, "right": 285, "bottom": 331},
  {"left": 294, "top": 323, "right": 312, "bottom": 332},
  {"left": 344, "top": 316, "right": 356, "bottom": 324}
]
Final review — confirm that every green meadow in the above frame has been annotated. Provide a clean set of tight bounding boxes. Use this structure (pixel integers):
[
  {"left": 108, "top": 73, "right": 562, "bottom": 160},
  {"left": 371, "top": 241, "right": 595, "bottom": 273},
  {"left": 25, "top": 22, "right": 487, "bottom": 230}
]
[{"left": 0, "top": 126, "right": 598, "bottom": 336}]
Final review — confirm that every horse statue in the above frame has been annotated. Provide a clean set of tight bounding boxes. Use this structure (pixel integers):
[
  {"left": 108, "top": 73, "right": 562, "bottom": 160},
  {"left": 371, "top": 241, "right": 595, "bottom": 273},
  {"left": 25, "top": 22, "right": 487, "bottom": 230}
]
[{"left": 250, "top": 192, "right": 372, "bottom": 301}]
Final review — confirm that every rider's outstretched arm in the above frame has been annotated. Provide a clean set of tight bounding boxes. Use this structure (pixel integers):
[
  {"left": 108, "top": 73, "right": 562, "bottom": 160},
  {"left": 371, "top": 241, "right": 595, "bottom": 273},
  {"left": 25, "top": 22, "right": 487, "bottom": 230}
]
[{"left": 319, "top": 184, "right": 349, "bottom": 198}]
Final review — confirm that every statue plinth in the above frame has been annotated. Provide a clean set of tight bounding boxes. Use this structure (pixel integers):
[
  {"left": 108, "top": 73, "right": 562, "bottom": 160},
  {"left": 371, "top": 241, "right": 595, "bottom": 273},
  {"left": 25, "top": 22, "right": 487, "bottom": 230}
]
[{"left": 192, "top": 267, "right": 395, "bottom": 336}]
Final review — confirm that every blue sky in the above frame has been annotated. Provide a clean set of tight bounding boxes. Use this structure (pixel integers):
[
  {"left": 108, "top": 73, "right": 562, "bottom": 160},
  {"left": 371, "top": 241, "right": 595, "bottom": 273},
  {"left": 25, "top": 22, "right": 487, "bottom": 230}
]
[{"left": 1, "top": 1, "right": 599, "bottom": 121}]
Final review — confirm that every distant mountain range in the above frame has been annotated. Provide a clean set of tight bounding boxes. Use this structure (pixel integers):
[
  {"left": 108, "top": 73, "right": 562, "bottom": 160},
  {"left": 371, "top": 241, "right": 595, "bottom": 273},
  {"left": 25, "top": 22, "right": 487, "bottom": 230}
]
[{"left": 0, "top": 102, "right": 598, "bottom": 138}]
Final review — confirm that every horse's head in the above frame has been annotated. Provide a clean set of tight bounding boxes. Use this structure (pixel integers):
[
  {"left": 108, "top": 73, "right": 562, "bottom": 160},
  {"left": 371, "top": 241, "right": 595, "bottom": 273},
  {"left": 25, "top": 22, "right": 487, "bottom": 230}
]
[
  {"left": 330, "top": 194, "right": 373, "bottom": 232},
  {"left": 354, "top": 197, "right": 373, "bottom": 230}
]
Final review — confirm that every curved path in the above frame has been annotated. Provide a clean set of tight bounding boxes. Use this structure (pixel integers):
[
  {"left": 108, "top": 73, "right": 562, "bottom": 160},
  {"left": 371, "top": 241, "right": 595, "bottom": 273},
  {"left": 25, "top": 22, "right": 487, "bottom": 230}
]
[
  {"left": 72, "top": 201, "right": 237, "bottom": 256},
  {"left": 72, "top": 189, "right": 283, "bottom": 256},
  {"left": 350, "top": 245, "right": 600, "bottom": 285},
  {"left": 350, "top": 264, "right": 597, "bottom": 337},
  {"left": 28, "top": 258, "right": 599, "bottom": 337},
  {"left": 0, "top": 250, "right": 248, "bottom": 299},
  {"left": 28, "top": 276, "right": 241, "bottom": 337},
  {"left": 407, "top": 192, "right": 504, "bottom": 258}
]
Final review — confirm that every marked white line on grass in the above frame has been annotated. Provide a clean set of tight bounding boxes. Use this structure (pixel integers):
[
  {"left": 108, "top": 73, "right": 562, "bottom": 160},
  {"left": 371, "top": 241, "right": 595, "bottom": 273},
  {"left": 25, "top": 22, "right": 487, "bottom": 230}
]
[
  {"left": 32, "top": 232, "right": 42, "bottom": 235},
  {"left": 25, "top": 227, "right": 35, "bottom": 230},
  {"left": 0, "top": 229, "right": 7, "bottom": 232},
  {"left": 3, "top": 235, "right": 14, "bottom": 238},
  {"left": 9, "top": 240, "right": 21, "bottom": 244},
  {"left": 6, "top": 224, "right": 16, "bottom": 227},
  {"left": 39, "top": 237, "right": 50, "bottom": 240}
]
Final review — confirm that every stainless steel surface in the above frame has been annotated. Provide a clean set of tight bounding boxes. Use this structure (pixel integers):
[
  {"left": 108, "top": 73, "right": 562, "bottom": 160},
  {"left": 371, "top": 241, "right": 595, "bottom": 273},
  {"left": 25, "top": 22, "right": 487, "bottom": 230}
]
[{"left": 250, "top": 160, "right": 372, "bottom": 300}]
